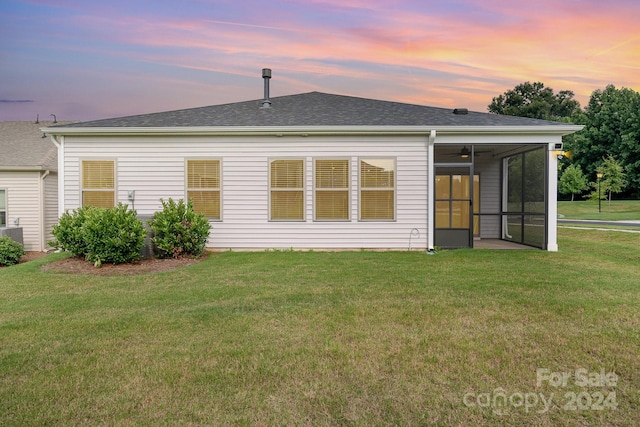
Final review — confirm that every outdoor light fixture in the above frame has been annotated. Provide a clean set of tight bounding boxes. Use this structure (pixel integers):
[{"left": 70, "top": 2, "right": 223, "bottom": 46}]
[
  {"left": 597, "top": 172, "right": 603, "bottom": 213},
  {"left": 557, "top": 150, "right": 573, "bottom": 160},
  {"left": 460, "top": 146, "right": 470, "bottom": 158}
]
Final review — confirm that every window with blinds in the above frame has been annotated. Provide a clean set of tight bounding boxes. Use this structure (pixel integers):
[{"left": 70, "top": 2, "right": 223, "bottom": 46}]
[
  {"left": 315, "top": 159, "right": 349, "bottom": 220},
  {"left": 187, "top": 159, "right": 221, "bottom": 219},
  {"left": 0, "top": 189, "right": 6, "bottom": 227},
  {"left": 270, "top": 159, "right": 304, "bottom": 221},
  {"left": 82, "top": 160, "right": 115, "bottom": 208},
  {"left": 360, "top": 158, "right": 395, "bottom": 220}
]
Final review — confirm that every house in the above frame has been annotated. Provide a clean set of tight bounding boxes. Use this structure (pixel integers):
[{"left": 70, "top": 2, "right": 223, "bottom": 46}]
[
  {"left": 43, "top": 72, "right": 582, "bottom": 251},
  {"left": 0, "top": 121, "right": 63, "bottom": 251}
]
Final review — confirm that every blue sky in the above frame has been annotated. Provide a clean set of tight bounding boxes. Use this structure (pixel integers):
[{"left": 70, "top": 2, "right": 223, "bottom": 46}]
[{"left": 1, "top": 0, "right": 639, "bottom": 121}]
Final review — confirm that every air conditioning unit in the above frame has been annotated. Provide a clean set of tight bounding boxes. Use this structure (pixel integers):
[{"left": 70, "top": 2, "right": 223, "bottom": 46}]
[{"left": 0, "top": 227, "right": 23, "bottom": 245}]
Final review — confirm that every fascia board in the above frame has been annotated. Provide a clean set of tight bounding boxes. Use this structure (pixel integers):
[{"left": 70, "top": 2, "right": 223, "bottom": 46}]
[
  {"left": 0, "top": 165, "right": 46, "bottom": 171},
  {"left": 41, "top": 124, "right": 584, "bottom": 137}
]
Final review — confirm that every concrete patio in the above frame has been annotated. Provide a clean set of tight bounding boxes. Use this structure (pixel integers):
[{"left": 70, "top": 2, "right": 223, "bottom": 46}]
[{"left": 473, "top": 239, "right": 534, "bottom": 250}]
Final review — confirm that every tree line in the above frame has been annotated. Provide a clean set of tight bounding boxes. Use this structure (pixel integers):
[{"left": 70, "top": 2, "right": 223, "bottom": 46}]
[{"left": 488, "top": 82, "right": 639, "bottom": 200}]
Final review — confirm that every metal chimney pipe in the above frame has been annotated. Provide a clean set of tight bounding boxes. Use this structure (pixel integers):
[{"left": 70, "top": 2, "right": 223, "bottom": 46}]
[{"left": 261, "top": 68, "right": 272, "bottom": 108}]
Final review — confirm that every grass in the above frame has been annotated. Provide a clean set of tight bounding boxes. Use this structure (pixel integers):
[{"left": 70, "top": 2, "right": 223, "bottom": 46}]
[
  {"left": 558, "top": 199, "right": 640, "bottom": 221},
  {"left": 559, "top": 223, "right": 640, "bottom": 232},
  {"left": 1, "top": 228, "right": 640, "bottom": 426}
]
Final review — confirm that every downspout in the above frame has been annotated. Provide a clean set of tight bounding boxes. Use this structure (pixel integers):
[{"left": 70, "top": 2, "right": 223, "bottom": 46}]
[
  {"left": 49, "top": 135, "right": 65, "bottom": 217},
  {"left": 427, "top": 130, "right": 436, "bottom": 253},
  {"left": 40, "top": 170, "right": 50, "bottom": 252}
]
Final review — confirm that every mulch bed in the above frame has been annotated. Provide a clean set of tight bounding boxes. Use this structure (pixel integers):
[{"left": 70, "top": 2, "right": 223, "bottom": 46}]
[{"left": 5, "top": 252, "right": 205, "bottom": 276}]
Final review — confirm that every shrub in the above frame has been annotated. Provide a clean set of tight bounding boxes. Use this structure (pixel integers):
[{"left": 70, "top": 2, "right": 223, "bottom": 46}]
[
  {"left": 83, "top": 204, "right": 146, "bottom": 265},
  {"left": 149, "top": 198, "right": 211, "bottom": 258},
  {"left": 0, "top": 237, "right": 25, "bottom": 266},
  {"left": 50, "top": 206, "right": 94, "bottom": 257}
]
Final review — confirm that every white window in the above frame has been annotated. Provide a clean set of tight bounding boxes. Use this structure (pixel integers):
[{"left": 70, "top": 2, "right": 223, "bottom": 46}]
[
  {"left": 0, "top": 189, "right": 6, "bottom": 226},
  {"left": 82, "top": 160, "right": 115, "bottom": 208},
  {"left": 315, "top": 159, "right": 349, "bottom": 220},
  {"left": 359, "top": 158, "right": 396, "bottom": 221},
  {"left": 270, "top": 159, "right": 305, "bottom": 221},
  {"left": 186, "top": 159, "right": 221, "bottom": 219}
]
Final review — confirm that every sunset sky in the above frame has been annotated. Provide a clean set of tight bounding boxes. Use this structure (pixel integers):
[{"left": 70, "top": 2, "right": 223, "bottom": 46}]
[{"left": 1, "top": 0, "right": 639, "bottom": 122}]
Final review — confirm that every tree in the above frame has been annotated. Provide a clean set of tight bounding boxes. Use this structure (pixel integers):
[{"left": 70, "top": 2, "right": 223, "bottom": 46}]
[
  {"left": 558, "top": 164, "right": 588, "bottom": 201},
  {"left": 587, "top": 155, "right": 627, "bottom": 203},
  {"left": 599, "top": 155, "right": 627, "bottom": 202},
  {"left": 488, "top": 81, "right": 582, "bottom": 121},
  {"left": 571, "top": 85, "right": 640, "bottom": 197}
]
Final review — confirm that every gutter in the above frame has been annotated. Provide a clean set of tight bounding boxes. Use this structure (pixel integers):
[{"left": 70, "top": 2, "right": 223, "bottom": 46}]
[
  {"left": 0, "top": 165, "right": 49, "bottom": 171},
  {"left": 41, "top": 124, "right": 584, "bottom": 137}
]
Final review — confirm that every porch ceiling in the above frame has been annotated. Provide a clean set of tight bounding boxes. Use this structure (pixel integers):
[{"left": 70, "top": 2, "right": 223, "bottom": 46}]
[{"left": 434, "top": 144, "right": 547, "bottom": 161}]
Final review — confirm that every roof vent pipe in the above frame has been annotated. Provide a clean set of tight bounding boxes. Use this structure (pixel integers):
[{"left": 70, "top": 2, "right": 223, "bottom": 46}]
[
  {"left": 453, "top": 108, "right": 468, "bottom": 115},
  {"left": 261, "top": 68, "right": 272, "bottom": 108}
]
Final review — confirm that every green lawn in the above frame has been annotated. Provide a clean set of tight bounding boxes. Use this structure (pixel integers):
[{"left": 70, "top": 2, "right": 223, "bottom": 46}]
[
  {"left": 558, "top": 199, "right": 640, "bottom": 221},
  {"left": 1, "top": 228, "right": 639, "bottom": 426}
]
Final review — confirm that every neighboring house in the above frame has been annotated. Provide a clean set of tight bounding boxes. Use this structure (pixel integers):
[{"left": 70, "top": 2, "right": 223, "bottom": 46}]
[
  {"left": 0, "top": 121, "right": 63, "bottom": 251},
  {"left": 43, "top": 75, "right": 582, "bottom": 251}
]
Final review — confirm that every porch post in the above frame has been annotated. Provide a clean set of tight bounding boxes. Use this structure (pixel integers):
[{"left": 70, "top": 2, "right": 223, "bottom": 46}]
[
  {"left": 547, "top": 143, "right": 559, "bottom": 251},
  {"left": 427, "top": 130, "right": 436, "bottom": 252}
]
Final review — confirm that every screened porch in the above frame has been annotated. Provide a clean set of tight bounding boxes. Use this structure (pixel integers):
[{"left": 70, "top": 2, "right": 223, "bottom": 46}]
[{"left": 433, "top": 144, "right": 550, "bottom": 249}]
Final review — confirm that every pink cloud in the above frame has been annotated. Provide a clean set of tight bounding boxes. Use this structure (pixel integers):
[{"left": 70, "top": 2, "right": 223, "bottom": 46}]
[{"left": 7, "top": 0, "right": 639, "bottom": 119}]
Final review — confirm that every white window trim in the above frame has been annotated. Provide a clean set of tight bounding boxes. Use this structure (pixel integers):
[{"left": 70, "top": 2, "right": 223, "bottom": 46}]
[
  {"left": 268, "top": 158, "right": 306, "bottom": 222},
  {"left": 358, "top": 157, "right": 397, "bottom": 222},
  {"left": 185, "top": 158, "right": 223, "bottom": 221},
  {"left": 313, "top": 158, "right": 351, "bottom": 222},
  {"left": 0, "top": 188, "right": 7, "bottom": 227},
  {"left": 80, "top": 158, "right": 117, "bottom": 208}
]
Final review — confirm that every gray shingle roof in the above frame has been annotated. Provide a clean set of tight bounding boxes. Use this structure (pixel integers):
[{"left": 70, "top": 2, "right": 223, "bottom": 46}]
[
  {"left": 54, "top": 92, "right": 568, "bottom": 128},
  {"left": 0, "top": 121, "right": 66, "bottom": 170}
]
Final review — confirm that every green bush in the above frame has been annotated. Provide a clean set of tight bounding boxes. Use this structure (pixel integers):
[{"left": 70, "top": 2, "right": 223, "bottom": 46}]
[
  {"left": 149, "top": 198, "right": 211, "bottom": 258},
  {"left": 83, "top": 204, "right": 146, "bottom": 265},
  {"left": 50, "top": 206, "right": 94, "bottom": 257},
  {"left": 0, "top": 237, "right": 25, "bottom": 266}
]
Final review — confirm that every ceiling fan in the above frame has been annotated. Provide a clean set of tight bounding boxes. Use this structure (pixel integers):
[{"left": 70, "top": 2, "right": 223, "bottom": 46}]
[{"left": 450, "top": 146, "right": 491, "bottom": 158}]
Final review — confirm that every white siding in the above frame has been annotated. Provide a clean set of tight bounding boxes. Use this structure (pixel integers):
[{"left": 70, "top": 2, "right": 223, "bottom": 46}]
[
  {"left": 475, "top": 156, "right": 501, "bottom": 238},
  {"left": 63, "top": 135, "right": 429, "bottom": 250},
  {"left": 0, "top": 171, "right": 42, "bottom": 251},
  {"left": 44, "top": 172, "right": 58, "bottom": 249}
]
